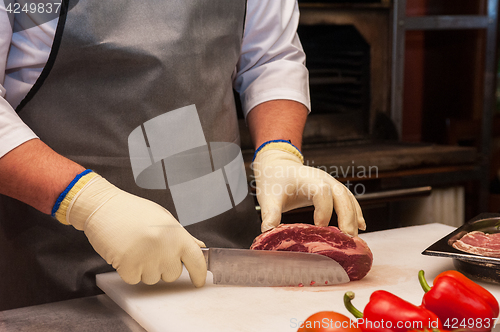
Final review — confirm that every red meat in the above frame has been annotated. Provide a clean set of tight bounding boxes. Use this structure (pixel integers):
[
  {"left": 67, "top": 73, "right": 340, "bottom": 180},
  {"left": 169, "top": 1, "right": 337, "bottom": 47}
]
[
  {"left": 452, "top": 231, "right": 500, "bottom": 258},
  {"left": 250, "top": 223, "right": 373, "bottom": 281}
]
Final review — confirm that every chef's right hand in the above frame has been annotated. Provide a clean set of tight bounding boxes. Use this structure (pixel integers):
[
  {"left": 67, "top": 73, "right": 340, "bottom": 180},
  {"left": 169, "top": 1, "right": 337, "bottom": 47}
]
[{"left": 52, "top": 171, "right": 207, "bottom": 287}]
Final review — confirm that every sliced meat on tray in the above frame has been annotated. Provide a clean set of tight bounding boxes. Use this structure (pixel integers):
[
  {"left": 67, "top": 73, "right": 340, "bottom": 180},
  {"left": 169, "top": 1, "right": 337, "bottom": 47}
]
[
  {"left": 250, "top": 223, "right": 373, "bottom": 281},
  {"left": 452, "top": 231, "right": 500, "bottom": 258}
]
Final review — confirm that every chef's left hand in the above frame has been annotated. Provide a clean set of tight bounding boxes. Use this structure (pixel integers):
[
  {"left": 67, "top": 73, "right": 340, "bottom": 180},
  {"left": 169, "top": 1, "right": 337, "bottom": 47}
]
[{"left": 253, "top": 142, "right": 366, "bottom": 237}]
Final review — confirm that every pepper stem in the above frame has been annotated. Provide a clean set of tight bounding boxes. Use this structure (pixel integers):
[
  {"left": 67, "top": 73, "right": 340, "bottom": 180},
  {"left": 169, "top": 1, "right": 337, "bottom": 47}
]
[
  {"left": 344, "top": 291, "right": 363, "bottom": 319},
  {"left": 418, "top": 270, "right": 432, "bottom": 293}
]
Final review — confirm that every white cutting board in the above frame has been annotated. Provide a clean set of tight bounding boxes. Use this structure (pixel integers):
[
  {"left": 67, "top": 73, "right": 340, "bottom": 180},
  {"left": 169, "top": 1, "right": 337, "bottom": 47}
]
[{"left": 97, "top": 223, "right": 500, "bottom": 332}]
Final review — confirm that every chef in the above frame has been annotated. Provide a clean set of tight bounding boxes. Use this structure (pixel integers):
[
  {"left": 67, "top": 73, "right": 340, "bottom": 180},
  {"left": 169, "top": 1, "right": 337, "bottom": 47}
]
[{"left": 0, "top": 0, "right": 366, "bottom": 310}]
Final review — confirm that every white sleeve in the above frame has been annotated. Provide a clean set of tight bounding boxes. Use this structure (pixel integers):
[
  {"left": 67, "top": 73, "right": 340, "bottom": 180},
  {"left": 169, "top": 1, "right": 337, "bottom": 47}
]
[
  {"left": 0, "top": 0, "right": 38, "bottom": 159},
  {"left": 233, "top": 0, "right": 310, "bottom": 118}
]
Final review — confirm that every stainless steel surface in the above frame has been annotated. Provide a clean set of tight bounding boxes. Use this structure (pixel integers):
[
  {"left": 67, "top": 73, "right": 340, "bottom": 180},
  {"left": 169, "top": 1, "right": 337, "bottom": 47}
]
[
  {"left": 404, "top": 15, "right": 490, "bottom": 30},
  {"left": 0, "top": 295, "right": 145, "bottom": 332},
  {"left": 481, "top": 0, "right": 499, "bottom": 211},
  {"left": 422, "top": 217, "right": 500, "bottom": 284},
  {"left": 355, "top": 186, "right": 432, "bottom": 201},
  {"left": 391, "top": 0, "right": 498, "bottom": 143},
  {"left": 201, "top": 247, "right": 350, "bottom": 286},
  {"left": 391, "top": 0, "right": 498, "bottom": 212},
  {"left": 391, "top": 0, "right": 406, "bottom": 138}
]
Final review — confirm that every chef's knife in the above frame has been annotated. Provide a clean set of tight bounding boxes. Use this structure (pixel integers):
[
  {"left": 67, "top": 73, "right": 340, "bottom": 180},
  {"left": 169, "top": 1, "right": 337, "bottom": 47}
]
[{"left": 201, "top": 248, "right": 350, "bottom": 286}]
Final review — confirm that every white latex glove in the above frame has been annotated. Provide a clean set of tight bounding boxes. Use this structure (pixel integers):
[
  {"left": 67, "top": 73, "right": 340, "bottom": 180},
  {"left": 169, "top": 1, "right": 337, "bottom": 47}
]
[
  {"left": 253, "top": 145, "right": 366, "bottom": 236},
  {"left": 55, "top": 173, "right": 207, "bottom": 286}
]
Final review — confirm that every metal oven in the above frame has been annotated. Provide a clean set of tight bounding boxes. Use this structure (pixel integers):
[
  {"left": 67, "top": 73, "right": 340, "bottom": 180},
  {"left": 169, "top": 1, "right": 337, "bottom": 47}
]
[{"left": 239, "top": 0, "right": 487, "bottom": 231}]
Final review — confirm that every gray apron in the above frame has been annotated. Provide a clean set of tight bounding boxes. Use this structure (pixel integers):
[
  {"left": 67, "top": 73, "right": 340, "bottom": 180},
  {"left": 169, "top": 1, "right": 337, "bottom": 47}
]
[{"left": 0, "top": 0, "right": 261, "bottom": 310}]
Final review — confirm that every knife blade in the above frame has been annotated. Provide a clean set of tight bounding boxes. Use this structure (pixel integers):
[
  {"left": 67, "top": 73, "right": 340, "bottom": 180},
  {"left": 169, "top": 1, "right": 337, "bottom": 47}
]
[{"left": 201, "top": 248, "right": 350, "bottom": 286}]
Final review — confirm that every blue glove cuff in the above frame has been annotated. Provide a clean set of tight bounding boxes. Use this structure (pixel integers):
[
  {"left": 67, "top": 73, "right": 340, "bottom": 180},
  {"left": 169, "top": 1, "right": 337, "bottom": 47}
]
[
  {"left": 252, "top": 139, "right": 303, "bottom": 162},
  {"left": 51, "top": 169, "right": 94, "bottom": 218}
]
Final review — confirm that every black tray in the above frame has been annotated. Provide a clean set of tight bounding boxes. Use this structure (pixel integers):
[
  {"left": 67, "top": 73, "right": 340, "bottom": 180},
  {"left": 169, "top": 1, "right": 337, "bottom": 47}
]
[{"left": 422, "top": 216, "right": 500, "bottom": 284}]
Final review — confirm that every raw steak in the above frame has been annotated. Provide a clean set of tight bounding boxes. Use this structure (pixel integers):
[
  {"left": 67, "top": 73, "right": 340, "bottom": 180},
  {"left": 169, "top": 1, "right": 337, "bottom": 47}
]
[
  {"left": 452, "top": 231, "right": 500, "bottom": 258},
  {"left": 250, "top": 223, "right": 373, "bottom": 281}
]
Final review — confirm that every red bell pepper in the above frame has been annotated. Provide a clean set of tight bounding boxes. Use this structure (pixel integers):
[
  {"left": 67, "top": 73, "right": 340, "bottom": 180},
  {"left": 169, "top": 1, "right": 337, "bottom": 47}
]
[
  {"left": 419, "top": 270, "right": 499, "bottom": 332},
  {"left": 434, "top": 270, "right": 499, "bottom": 317},
  {"left": 344, "top": 291, "right": 442, "bottom": 332}
]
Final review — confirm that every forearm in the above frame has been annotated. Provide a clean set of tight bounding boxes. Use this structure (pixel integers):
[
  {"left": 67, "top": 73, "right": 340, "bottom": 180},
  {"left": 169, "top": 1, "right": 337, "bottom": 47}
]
[
  {"left": 249, "top": 101, "right": 365, "bottom": 235},
  {"left": 0, "top": 139, "right": 85, "bottom": 214},
  {"left": 246, "top": 99, "right": 308, "bottom": 150}
]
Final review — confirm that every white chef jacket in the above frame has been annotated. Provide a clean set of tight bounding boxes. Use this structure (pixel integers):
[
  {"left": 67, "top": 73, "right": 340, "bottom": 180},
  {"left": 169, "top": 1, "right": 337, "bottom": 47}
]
[{"left": 0, "top": 0, "right": 310, "bottom": 159}]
